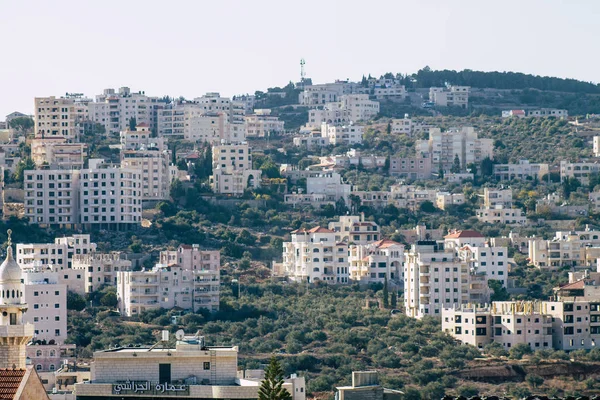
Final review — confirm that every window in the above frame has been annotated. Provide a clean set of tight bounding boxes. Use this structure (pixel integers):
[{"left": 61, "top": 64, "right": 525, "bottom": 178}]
[{"left": 203, "top": 362, "right": 210, "bottom": 370}]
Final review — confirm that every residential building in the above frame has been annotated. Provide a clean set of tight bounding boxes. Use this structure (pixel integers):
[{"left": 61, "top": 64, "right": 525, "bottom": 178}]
[
  {"left": 281, "top": 227, "right": 349, "bottom": 284},
  {"left": 117, "top": 263, "right": 220, "bottom": 316},
  {"left": 373, "top": 84, "right": 406, "bottom": 100},
  {"left": 329, "top": 215, "right": 380, "bottom": 245},
  {"left": 435, "top": 192, "right": 465, "bottom": 210},
  {"left": 351, "top": 190, "right": 391, "bottom": 210},
  {"left": 483, "top": 188, "right": 513, "bottom": 208},
  {"left": 89, "top": 87, "right": 162, "bottom": 136},
  {"left": 528, "top": 228, "right": 600, "bottom": 269},
  {"left": 210, "top": 142, "right": 261, "bottom": 196},
  {"left": 27, "top": 343, "right": 76, "bottom": 373},
  {"left": 34, "top": 96, "right": 87, "bottom": 142},
  {"left": 389, "top": 153, "right": 434, "bottom": 179},
  {"left": 194, "top": 92, "right": 245, "bottom": 124},
  {"left": 391, "top": 115, "right": 413, "bottom": 135},
  {"left": 321, "top": 123, "right": 363, "bottom": 145},
  {"left": 306, "top": 172, "right": 351, "bottom": 204},
  {"left": 120, "top": 125, "right": 172, "bottom": 200},
  {"left": 244, "top": 109, "right": 284, "bottom": 137},
  {"left": 17, "top": 235, "right": 96, "bottom": 270},
  {"left": 299, "top": 81, "right": 353, "bottom": 106},
  {"left": 336, "top": 371, "right": 402, "bottom": 400},
  {"left": 24, "top": 169, "right": 80, "bottom": 228},
  {"left": 416, "top": 127, "right": 493, "bottom": 172},
  {"left": 493, "top": 160, "right": 549, "bottom": 181},
  {"left": 30, "top": 138, "right": 86, "bottom": 169},
  {"left": 560, "top": 160, "right": 600, "bottom": 185},
  {"left": 429, "top": 86, "right": 469, "bottom": 108},
  {"left": 594, "top": 136, "right": 600, "bottom": 158},
  {"left": 73, "top": 332, "right": 305, "bottom": 400},
  {"left": 348, "top": 240, "right": 404, "bottom": 284},
  {"left": 307, "top": 95, "right": 379, "bottom": 127},
  {"left": 590, "top": 191, "right": 600, "bottom": 213},
  {"left": 475, "top": 206, "right": 527, "bottom": 225},
  {"left": 72, "top": 252, "right": 132, "bottom": 293},
  {"left": 501, "top": 110, "right": 526, "bottom": 118},
  {"left": 22, "top": 269, "right": 67, "bottom": 343},
  {"left": 389, "top": 184, "right": 437, "bottom": 210},
  {"left": 527, "top": 108, "right": 568, "bottom": 119},
  {"left": 319, "top": 150, "right": 386, "bottom": 170},
  {"left": 292, "top": 132, "right": 329, "bottom": 149}
]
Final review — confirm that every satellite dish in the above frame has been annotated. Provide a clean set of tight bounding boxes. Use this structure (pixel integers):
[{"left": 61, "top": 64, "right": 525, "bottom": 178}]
[{"left": 175, "top": 330, "right": 185, "bottom": 340}]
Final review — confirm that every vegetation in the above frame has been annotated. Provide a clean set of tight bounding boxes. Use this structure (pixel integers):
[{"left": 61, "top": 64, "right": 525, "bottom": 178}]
[{"left": 258, "top": 357, "right": 292, "bottom": 400}]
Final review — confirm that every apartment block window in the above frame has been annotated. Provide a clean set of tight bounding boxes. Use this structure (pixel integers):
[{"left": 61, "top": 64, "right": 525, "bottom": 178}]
[{"left": 203, "top": 362, "right": 210, "bottom": 370}]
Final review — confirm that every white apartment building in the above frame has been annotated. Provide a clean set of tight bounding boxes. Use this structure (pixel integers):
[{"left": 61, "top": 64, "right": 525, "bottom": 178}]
[
  {"left": 329, "top": 215, "right": 380, "bottom": 245},
  {"left": 307, "top": 95, "right": 379, "bottom": 127},
  {"left": 321, "top": 123, "right": 363, "bottom": 145},
  {"left": 23, "top": 270, "right": 67, "bottom": 343},
  {"left": 72, "top": 252, "right": 132, "bottom": 293},
  {"left": 120, "top": 126, "right": 172, "bottom": 201},
  {"left": 435, "top": 192, "right": 465, "bottom": 210},
  {"left": 429, "top": 86, "right": 469, "bottom": 108},
  {"left": 528, "top": 228, "right": 600, "bottom": 269},
  {"left": 442, "top": 301, "right": 553, "bottom": 350},
  {"left": 17, "top": 234, "right": 96, "bottom": 270},
  {"left": 292, "top": 132, "right": 329, "bottom": 149},
  {"left": 483, "top": 188, "right": 513, "bottom": 208},
  {"left": 306, "top": 172, "right": 351, "bottom": 204},
  {"left": 159, "top": 244, "right": 220, "bottom": 273},
  {"left": 389, "top": 153, "right": 434, "bottom": 180},
  {"left": 527, "top": 108, "right": 568, "bottom": 119},
  {"left": 210, "top": 142, "right": 261, "bottom": 196},
  {"left": 351, "top": 190, "right": 391, "bottom": 210},
  {"left": 319, "top": 150, "right": 386, "bottom": 170},
  {"left": 194, "top": 92, "right": 245, "bottom": 124},
  {"left": 244, "top": 109, "right": 284, "bottom": 138},
  {"left": 30, "top": 138, "right": 86, "bottom": 169},
  {"left": 476, "top": 206, "right": 527, "bottom": 225},
  {"left": 389, "top": 184, "right": 437, "bottom": 210},
  {"left": 501, "top": 110, "right": 526, "bottom": 118},
  {"left": 299, "top": 82, "right": 353, "bottom": 106},
  {"left": 34, "top": 96, "right": 87, "bottom": 142},
  {"left": 348, "top": 240, "right": 404, "bottom": 284},
  {"left": 560, "top": 160, "right": 600, "bottom": 186},
  {"left": 594, "top": 136, "right": 600, "bottom": 158},
  {"left": 282, "top": 226, "right": 349, "bottom": 284},
  {"left": 391, "top": 115, "right": 413, "bottom": 135},
  {"left": 373, "top": 85, "right": 406, "bottom": 100},
  {"left": 493, "top": 160, "right": 549, "bottom": 181},
  {"left": 89, "top": 87, "right": 161, "bottom": 136},
  {"left": 416, "top": 127, "right": 493, "bottom": 172},
  {"left": 117, "top": 264, "right": 220, "bottom": 316}
]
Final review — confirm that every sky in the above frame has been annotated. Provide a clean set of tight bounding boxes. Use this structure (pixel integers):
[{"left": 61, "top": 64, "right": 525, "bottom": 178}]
[{"left": 0, "top": 0, "right": 598, "bottom": 118}]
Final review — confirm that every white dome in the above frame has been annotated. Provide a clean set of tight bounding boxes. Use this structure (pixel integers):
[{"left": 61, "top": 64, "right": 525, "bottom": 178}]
[{"left": 0, "top": 246, "right": 21, "bottom": 284}]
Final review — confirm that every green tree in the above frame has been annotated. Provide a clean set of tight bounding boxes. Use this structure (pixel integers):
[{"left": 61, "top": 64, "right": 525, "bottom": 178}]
[
  {"left": 100, "top": 292, "right": 118, "bottom": 308},
  {"left": 382, "top": 276, "right": 389, "bottom": 308},
  {"left": 390, "top": 291, "right": 397, "bottom": 308},
  {"left": 480, "top": 156, "right": 494, "bottom": 177},
  {"left": 488, "top": 279, "right": 510, "bottom": 301},
  {"left": 67, "top": 291, "right": 86, "bottom": 311},
  {"left": 386, "top": 122, "right": 391, "bottom": 134},
  {"left": 14, "top": 157, "right": 35, "bottom": 183},
  {"left": 456, "top": 385, "right": 479, "bottom": 397},
  {"left": 258, "top": 357, "right": 292, "bottom": 400},
  {"left": 8, "top": 116, "right": 34, "bottom": 132},
  {"left": 450, "top": 154, "right": 461, "bottom": 173},
  {"left": 509, "top": 343, "right": 533, "bottom": 359},
  {"left": 526, "top": 374, "right": 544, "bottom": 388},
  {"left": 129, "top": 117, "right": 137, "bottom": 131}
]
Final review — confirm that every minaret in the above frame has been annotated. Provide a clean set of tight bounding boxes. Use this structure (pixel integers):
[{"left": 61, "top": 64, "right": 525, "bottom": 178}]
[{"left": 0, "top": 230, "right": 34, "bottom": 369}]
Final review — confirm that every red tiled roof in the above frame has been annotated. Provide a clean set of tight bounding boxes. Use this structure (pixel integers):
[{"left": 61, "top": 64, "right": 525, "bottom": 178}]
[
  {"left": 136, "top": 123, "right": 150, "bottom": 127},
  {"left": 557, "top": 280, "right": 585, "bottom": 290},
  {"left": 444, "top": 230, "right": 484, "bottom": 239},
  {"left": 373, "top": 239, "right": 401, "bottom": 249},
  {"left": 0, "top": 368, "right": 26, "bottom": 399},
  {"left": 292, "top": 226, "right": 334, "bottom": 234}
]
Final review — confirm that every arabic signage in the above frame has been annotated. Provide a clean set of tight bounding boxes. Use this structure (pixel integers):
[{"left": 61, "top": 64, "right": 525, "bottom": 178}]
[{"left": 112, "top": 381, "right": 190, "bottom": 396}]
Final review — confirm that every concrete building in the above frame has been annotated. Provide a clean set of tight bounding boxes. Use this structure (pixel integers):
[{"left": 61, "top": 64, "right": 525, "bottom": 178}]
[
  {"left": 22, "top": 270, "right": 67, "bottom": 343},
  {"left": 348, "top": 240, "right": 404, "bottom": 284},
  {"left": 244, "top": 109, "right": 284, "bottom": 138},
  {"left": 307, "top": 94, "right": 379, "bottom": 127},
  {"left": 336, "top": 371, "right": 402, "bottom": 400},
  {"left": 72, "top": 252, "right": 132, "bottom": 293},
  {"left": 429, "top": 86, "right": 469, "bottom": 108},
  {"left": 560, "top": 160, "right": 600, "bottom": 186},
  {"left": 30, "top": 138, "right": 86, "bottom": 170},
  {"left": 299, "top": 81, "right": 353, "bottom": 106},
  {"left": 493, "top": 160, "right": 549, "bottom": 181},
  {"left": 391, "top": 115, "right": 413, "bottom": 135},
  {"left": 389, "top": 153, "right": 434, "bottom": 180},
  {"left": 475, "top": 206, "right": 527, "bottom": 225},
  {"left": 34, "top": 96, "right": 87, "bottom": 142},
  {"left": 318, "top": 150, "right": 386, "bottom": 170},
  {"left": 483, "top": 188, "right": 513, "bottom": 208},
  {"left": 389, "top": 184, "right": 437, "bottom": 210},
  {"left": 373, "top": 84, "right": 406, "bottom": 100},
  {"left": 528, "top": 228, "right": 600, "bottom": 269},
  {"left": 74, "top": 332, "right": 305, "bottom": 400},
  {"left": 159, "top": 245, "right": 220, "bottom": 273},
  {"left": 416, "top": 127, "right": 493, "bottom": 173},
  {"left": 527, "top": 108, "right": 568, "bottom": 119},
  {"left": 89, "top": 87, "right": 161, "bottom": 136},
  {"left": 117, "top": 264, "right": 220, "bottom": 316},
  {"left": 501, "top": 110, "right": 526, "bottom": 118},
  {"left": 120, "top": 125, "right": 172, "bottom": 200},
  {"left": 17, "top": 234, "right": 96, "bottom": 270},
  {"left": 281, "top": 227, "right": 349, "bottom": 284},
  {"left": 27, "top": 343, "right": 76, "bottom": 373},
  {"left": 594, "top": 136, "right": 600, "bottom": 158},
  {"left": 210, "top": 142, "right": 261, "bottom": 196},
  {"left": 306, "top": 172, "right": 351, "bottom": 204},
  {"left": 321, "top": 123, "right": 363, "bottom": 145},
  {"left": 329, "top": 215, "right": 380, "bottom": 245},
  {"left": 435, "top": 192, "right": 465, "bottom": 210}
]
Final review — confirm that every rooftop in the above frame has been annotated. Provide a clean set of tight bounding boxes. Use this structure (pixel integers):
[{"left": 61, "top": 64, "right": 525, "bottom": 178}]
[
  {"left": 445, "top": 230, "right": 484, "bottom": 239},
  {"left": 0, "top": 368, "right": 26, "bottom": 399}
]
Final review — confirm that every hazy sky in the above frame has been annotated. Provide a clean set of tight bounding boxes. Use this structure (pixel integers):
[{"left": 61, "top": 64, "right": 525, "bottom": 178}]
[{"left": 1, "top": 0, "right": 598, "bottom": 118}]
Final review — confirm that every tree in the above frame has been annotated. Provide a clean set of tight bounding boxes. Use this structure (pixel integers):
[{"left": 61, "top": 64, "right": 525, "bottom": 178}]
[
  {"left": 8, "top": 116, "right": 33, "bottom": 132},
  {"left": 100, "top": 292, "right": 118, "bottom": 308},
  {"left": 258, "top": 357, "right": 292, "bottom": 400},
  {"left": 67, "top": 291, "right": 86, "bottom": 311},
  {"left": 382, "top": 276, "right": 389, "bottom": 308},
  {"left": 526, "top": 374, "right": 544, "bottom": 388},
  {"left": 509, "top": 343, "right": 533, "bottom": 359},
  {"left": 14, "top": 157, "right": 35, "bottom": 183},
  {"left": 450, "top": 154, "right": 461, "bottom": 173},
  {"left": 488, "top": 279, "right": 509, "bottom": 301},
  {"left": 129, "top": 117, "right": 137, "bottom": 131},
  {"left": 419, "top": 201, "right": 436, "bottom": 213},
  {"left": 480, "top": 156, "right": 494, "bottom": 177},
  {"left": 390, "top": 291, "right": 398, "bottom": 308},
  {"left": 386, "top": 122, "right": 391, "bottom": 134},
  {"left": 456, "top": 385, "right": 479, "bottom": 397}
]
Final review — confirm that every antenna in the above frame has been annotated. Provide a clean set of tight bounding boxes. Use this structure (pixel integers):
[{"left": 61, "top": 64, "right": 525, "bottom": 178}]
[{"left": 300, "top": 59, "right": 306, "bottom": 90}]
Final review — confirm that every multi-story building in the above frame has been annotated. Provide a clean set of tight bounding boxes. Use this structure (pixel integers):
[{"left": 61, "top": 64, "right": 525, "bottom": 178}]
[
  {"left": 348, "top": 240, "right": 404, "bottom": 284},
  {"left": 88, "top": 87, "right": 162, "bottom": 136},
  {"left": 594, "top": 136, "right": 600, "bottom": 158},
  {"left": 30, "top": 138, "right": 86, "bottom": 169},
  {"left": 493, "top": 160, "right": 549, "bottom": 181},
  {"left": 16, "top": 234, "right": 96, "bottom": 270},
  {"left": 435, "top": 192, "right": 465, "bottom": 210},
  {"left": 210, "top": 142, "right": 261, "bottom": 196},
  {"left": 72, "top": 252, "right": 132, "bottom": 293},
  {"left": 389, "top": 153, "right": 434, "bottom": 179},
  {"left": 194, "top": 92, "right": 245, "bottom": 124},
  {"left": 442, "top": 301, "right": 553, "bottom": 350},
  {"left": 34, "top": 96, "right": 88, "bottom": 142},
  {"left": 351, "top": 190, "right": 391, "bottom": 210},
  {"left": 74, "top": 332, "right": 305, "bottom": 400},
  {"left": 391, "top": 114, "right": 413, "bottom": 135},
  {"left": 299, "top": 81, "right": 355, "bottom": 106},
  {"left": 307, "top": 95, "right": 379, "bottom": 127},
  {"left": 281, "top": 226, "right": 349, "bottom": 284},
  {"left": 373, "top": 84, "right": 406, "bottom": 100},
  {"left": 244, "top": 109, "right": 284, "bottom": 138},
  {"left": 321, "top": 123, "right": 363, "bottom": 145},
  {"left": 475, "top": 206, "right": 527, "bottom": 225},
  {"left": 429, "top": 86, "right": 469, "bottom": 108},
  {"left": 24, "top": 169, "right": 80, "bottom": 228},
  {"left": 560, "top": 160, "right": 600, "bottom": 186},
  {"left": 306, "top": 172, "right": 351, "bottom": 204},
  {"left": 483, "top": 188, "right": 513, "bottom": 208},
  {"left": 117, "top": 263, "right": 220, "bottom": 316},
  {"left": 159, "top": 245, "right": 220, "bottom": 273},
  {"left": 329, "top": 215, "right": 380, "bottom": 245},
  {"left": 22, "top": 269, "right": 67, "bottom": 343},
  {"left": 120, "top": 125, "right": 172, "bottom": 201},
  {"left": 318, "top": 150, "right": 386, "bottom": 170},
  {"left": 527, "top": 108, "right": 568, "bottom": 119},
  {"left": 528, "top": 228, "right": 600, "bottom": 269},
  {"left": 590, "top": 191, "right": 600, "bottom": 213},
  {"left": 416, "top": 127, "right": 493, "bottom": 173}
]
